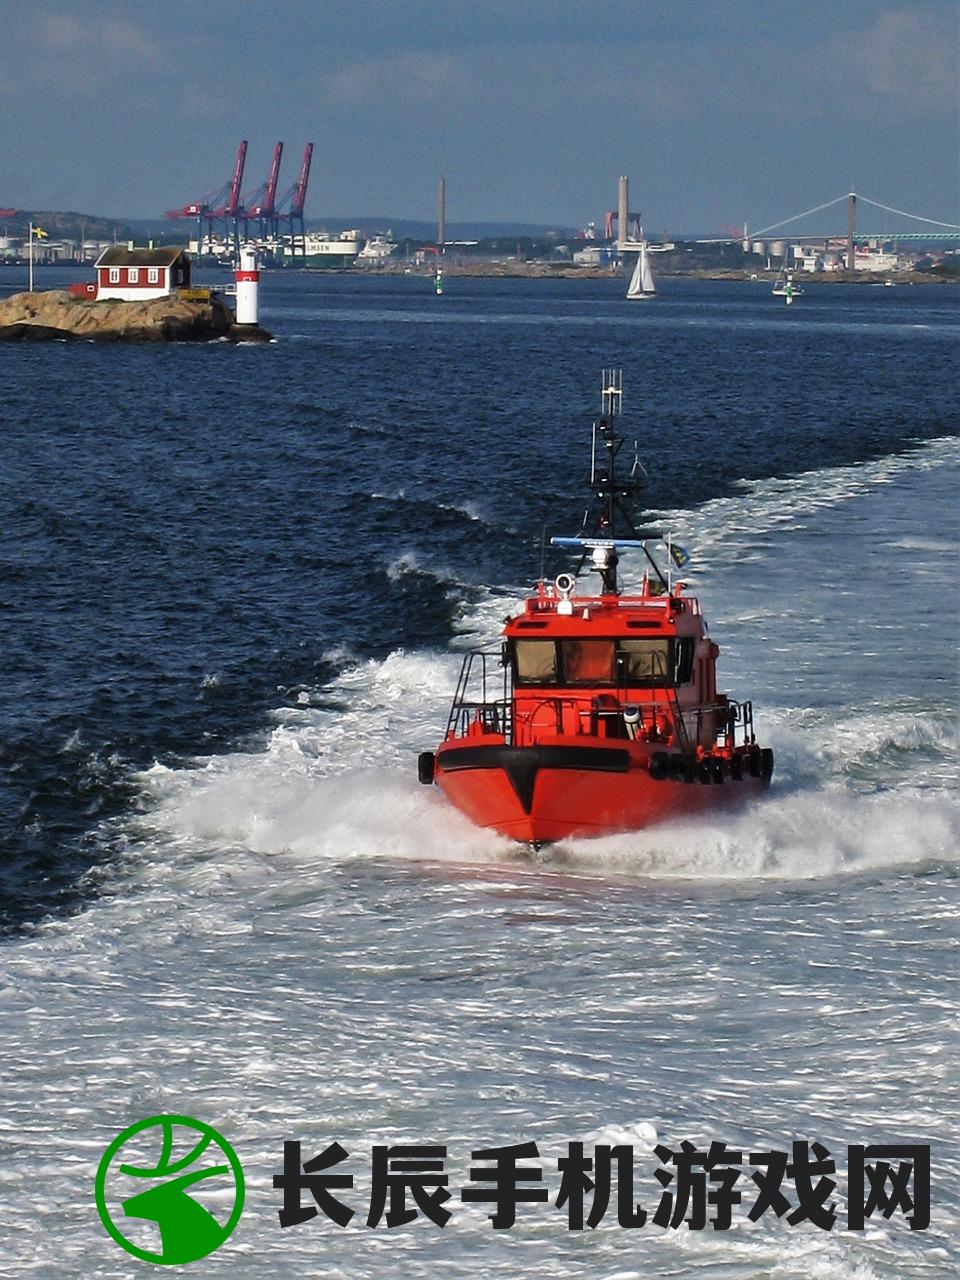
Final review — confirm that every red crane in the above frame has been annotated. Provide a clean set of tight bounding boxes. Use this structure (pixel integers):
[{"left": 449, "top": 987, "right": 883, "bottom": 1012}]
[
  {"left": 165, "top": 141, "right": 248, "bottom": 256},
  {"left": 210, "top": 140, "right": 247, "bottom": 253},
  {"left": 275, "top": 143, "right": 313, "bottom": 258},
  {"left": 240, "top": 142, "right": 284, "bottom": 239},
  {"left": 222, "top": 140, "right": 247, "bottom": 221}
]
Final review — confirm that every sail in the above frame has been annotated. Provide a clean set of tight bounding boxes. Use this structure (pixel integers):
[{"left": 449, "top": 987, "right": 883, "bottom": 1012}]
[
  {"left": 626, "top": 243, "right": 656, "bottom": 300},
  {"left": 640, "top": 243, "right": 655, "bottom": 295}
]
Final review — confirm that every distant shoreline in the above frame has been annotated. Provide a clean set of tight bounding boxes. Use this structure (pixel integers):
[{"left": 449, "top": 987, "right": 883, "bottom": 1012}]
[{"left": 348, "top": 262, "right": 955, "bottom": 284}]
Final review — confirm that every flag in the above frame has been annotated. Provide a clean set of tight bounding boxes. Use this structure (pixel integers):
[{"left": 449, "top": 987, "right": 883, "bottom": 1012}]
[
  {"left": 33, "top": 226, "right": 48, "bottom": 239},
  {"left": 669, "top": 542, "right": 690, "bottom": 568}
]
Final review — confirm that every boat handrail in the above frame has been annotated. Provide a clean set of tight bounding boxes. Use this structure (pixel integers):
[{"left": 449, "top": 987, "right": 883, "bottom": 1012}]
[
  {"left": 448, "top": 698, "right": 513, "bottom": 739},
  {"left": 445, "top": 648, "right": 755, "bottom": 750},
  {"left": 681, "top": 698, "right": 755, "bottom": 750},
  {"left": 445, "top": 648, "right": 509, "bottom": 737},
  {"left": 510, "top": 692, "right": 685, "bottom": 746}
]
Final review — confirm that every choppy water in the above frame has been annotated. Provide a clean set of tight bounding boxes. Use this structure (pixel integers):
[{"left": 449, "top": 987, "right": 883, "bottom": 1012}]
[{"left": 0, "top": 270, "right": 957, "bottom": 1277}]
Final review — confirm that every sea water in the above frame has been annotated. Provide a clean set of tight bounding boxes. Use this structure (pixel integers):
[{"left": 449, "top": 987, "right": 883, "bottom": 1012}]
[{"left": 0, "top": 271, "right": 956, "bottom": 1277}]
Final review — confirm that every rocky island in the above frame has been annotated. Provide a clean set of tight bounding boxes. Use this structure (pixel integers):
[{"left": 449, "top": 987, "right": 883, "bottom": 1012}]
[{"left": 0, "top": 288, "right": 272, "bottom": 343}]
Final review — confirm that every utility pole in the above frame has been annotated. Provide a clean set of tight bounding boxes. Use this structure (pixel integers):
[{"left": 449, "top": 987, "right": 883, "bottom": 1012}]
[{"left": 847, "top": 192, "right": 857, "bottom": 275}]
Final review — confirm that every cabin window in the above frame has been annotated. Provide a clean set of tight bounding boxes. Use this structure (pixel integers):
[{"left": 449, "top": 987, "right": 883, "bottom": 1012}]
[
  {"left": 148, "top": 267, "right": 159, "bottom": 284},
  {"left": 514, "top": 639, "right": 558, "bottom": 684},
  {"left": 128, "top": 267, "right": 139, "bottom": 283},
  {"left": 617, "top": 637, "right": 696, "bottom": 686},
  {"left": 619, "top": 639, "right": 671, "bottom": 684},
  {"left": 108, "top": 267, "right": 120, "bottom": 283},
  {"left": 512, "top": 636, "right": 696, "bottom": 687},
  {"left": 559, "top": 639, "right": 616, "bottom": 684},
  {"left": 674, "top": 637, "right": 695, "bottom": 685}
]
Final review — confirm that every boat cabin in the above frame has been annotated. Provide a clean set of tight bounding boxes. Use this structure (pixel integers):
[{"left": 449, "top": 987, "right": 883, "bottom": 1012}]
[{"left": 434, "top": 578, "right": 733, "bottom": 754}]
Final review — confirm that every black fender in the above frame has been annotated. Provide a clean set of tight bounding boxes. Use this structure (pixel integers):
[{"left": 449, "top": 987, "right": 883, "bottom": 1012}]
[
  {"left": 649, "top": 752, "right": 670, "bottom": 781},
  {"left": 417, "top": 751, "right": 436, "bottom": 785}
]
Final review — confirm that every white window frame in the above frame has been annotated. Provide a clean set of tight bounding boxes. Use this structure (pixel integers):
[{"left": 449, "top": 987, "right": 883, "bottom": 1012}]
[
  {"left": 108, "top": 267, "right": 120, "bottom": 283},
  {"left": 128, "top": 267, "right": 139, "bottom": 283},
  {"left": 147, "top": 267, "right": 159, "bottom": 284}
]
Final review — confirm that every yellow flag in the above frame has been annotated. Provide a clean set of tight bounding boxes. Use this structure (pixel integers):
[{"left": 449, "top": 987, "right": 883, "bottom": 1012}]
[{"left": 33, "top": 226, "right": 48, "bottom": 239}]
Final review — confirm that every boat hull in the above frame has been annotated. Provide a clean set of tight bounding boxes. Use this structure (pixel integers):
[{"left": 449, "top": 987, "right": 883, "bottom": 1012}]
[{"left": 434, "top": 741, "right": 767, "bottom": 844}]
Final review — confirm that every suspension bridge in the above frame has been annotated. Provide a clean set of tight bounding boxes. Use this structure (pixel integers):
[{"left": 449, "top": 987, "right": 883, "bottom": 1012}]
[{"left": 709, "top": 192, "right": 960, "bottom": 247}]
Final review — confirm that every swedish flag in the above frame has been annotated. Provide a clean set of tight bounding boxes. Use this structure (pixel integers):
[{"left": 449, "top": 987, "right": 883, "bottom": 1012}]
[
  {"left": 32, "top": 226, "right": 48, "bottom": 239},
  {"left": 669, "top": 542, "right": 690, "bottom": 568}
]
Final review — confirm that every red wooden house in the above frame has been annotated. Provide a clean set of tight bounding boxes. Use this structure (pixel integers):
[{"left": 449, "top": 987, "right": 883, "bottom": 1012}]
[{"left": 83, "top": 246, "right": 191, "bottom": 301}]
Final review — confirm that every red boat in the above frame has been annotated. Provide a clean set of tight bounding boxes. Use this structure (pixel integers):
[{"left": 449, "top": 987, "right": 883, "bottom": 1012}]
[{"left": 418, "top": 371, "right": 774, "bottom": 845}]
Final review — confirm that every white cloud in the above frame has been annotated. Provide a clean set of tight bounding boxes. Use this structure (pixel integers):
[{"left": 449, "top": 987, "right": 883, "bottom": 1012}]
[
  {"left": 845, "top": 6, "right": 958, "bottom": 113},
  {"left": 37, "top": 13, "right": 160, "bottom": 66},
  {"left": 323, "top": 51, "right": 464, "bottom": 106}
]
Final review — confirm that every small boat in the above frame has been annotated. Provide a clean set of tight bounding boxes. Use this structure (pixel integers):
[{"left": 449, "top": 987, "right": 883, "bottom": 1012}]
[
  {"left": 626, "top": 241, "right": 656, "bottom": 300},
  {"left": 418, "top": 371, "right": 774, "bottom": 845},
  {"left": 772, "top": 254, "right": 802, "bottom": 302}
]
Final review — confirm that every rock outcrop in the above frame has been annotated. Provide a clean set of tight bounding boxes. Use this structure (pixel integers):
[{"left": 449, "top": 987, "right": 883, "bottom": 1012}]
[{"left": 0, "top": 290, "right": 272, "bottom": 342}]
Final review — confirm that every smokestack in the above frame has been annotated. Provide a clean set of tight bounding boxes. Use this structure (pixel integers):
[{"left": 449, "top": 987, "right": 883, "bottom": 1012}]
[
  {"left": 438, "top": 174, "right": 446, "bottom": 255},
  {"left": 618, "top": 176, "right": 629, "bottom": 247},
  {"left": 847, "top": 192, "right": 857, "bottom": 274}
]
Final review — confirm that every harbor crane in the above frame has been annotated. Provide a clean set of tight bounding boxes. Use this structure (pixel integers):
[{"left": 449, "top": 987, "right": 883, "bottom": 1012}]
[
  {"left": 273, "top": 143, "right": 313, "bottom": 260},
  {"left": 165, "top": 141, "right": 313, "bottom": 260},
  {"left": 240, "top": 142, "right": 284, "bottom": 241},
  {"left": 165, "top": 140, "right": 248, "bottom": 256}
]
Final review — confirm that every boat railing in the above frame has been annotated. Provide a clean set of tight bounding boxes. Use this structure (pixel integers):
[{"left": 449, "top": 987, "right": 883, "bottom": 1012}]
[
  {"left": 448, "top": 699, "right": 514, "bottom": 739},
  {"left": 682, "top": 699, "right": 756, "bottom": 750},
  {"left": 727, "top": 699, "right": 756, "bottom": 747},
  {"left": 445, "top": 648, "right": 511, "bottom": 738},
  {"left": 507, "top": 694, "right": 756, "bottom": 751},
  {"left": 446, "top": 650, "right": 758, "bottom": 752},
  {"left": 512, "top": 693, "right": 690, "bottom": 748}
]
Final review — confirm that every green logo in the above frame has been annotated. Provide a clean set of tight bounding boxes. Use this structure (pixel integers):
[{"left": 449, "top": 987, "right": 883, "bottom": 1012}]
[{"left": 95, "top": 1114, "right": 244, "bottom": 1265}]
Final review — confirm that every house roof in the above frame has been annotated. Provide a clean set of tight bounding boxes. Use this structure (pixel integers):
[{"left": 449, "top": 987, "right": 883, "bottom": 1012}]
[{"left": 94, "top": 246, "right": 187, "bottom": 268}]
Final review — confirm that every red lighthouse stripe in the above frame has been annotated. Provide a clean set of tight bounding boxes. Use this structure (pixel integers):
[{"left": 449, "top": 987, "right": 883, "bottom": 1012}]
[{"left": 235, "top": 270, "right": 259, "bottom": 282}]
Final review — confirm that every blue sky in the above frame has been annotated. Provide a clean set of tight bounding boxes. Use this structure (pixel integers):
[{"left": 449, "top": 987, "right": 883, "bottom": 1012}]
[{"left": 2, "top": 1, "right": 957, "bottom": 235}]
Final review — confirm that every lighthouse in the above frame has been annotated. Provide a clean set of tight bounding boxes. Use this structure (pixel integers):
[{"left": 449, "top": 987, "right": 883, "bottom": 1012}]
[{"left": 235, "top": 248, "right": 259, "bottom": 325}]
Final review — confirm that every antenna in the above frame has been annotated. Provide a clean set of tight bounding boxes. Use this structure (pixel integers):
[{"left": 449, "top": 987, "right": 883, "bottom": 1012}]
[
  {"left": 550, "top": 369, "right": 667, "bottom": 593},
  {"left": 600, "top": 367, "right": 622, "bottom": 419},
  {"left": 630, "top": 442, "right": 647, "bottom": 480}
]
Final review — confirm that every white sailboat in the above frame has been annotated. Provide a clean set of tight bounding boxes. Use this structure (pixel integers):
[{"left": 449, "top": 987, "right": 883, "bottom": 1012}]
[{"left": 626, "top": 241, "right": 656, "bottom": 300}]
